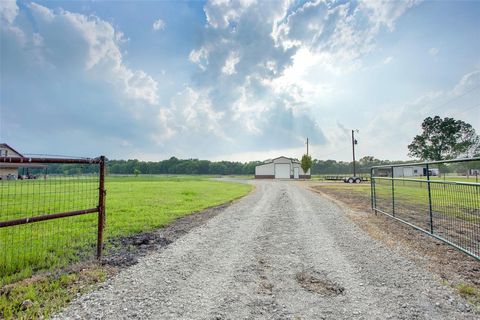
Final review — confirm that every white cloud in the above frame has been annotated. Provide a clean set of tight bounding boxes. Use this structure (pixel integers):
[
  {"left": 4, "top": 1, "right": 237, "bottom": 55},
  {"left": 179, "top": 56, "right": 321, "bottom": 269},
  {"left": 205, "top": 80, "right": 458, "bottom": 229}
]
[
  {"left": 1, "top": 0, "right": 432, "bottom": 160},
  {"left": 0, "top": 0, "right": 19, "bottom": 24},
  {"left": 181, "top": 0, "right": 421, "bottom": 155},
  {"left": 383, "top": 56, "right": 394, "bottom": 64},
  {"left": 152, "top": 18, "right": 165, "bottom": 31},
  {"left": 154, "top": 87, "right": 227, "bottom": 145},
  {"left": 189, "top": 47, "right": 209, "bottom": 70},
  {"left": 0, "top": 1, "right": 164, "bottom": 157},
  {"left": 204, "top": 0, "right": 257, "bottom": 29},
  {"left": 359, "top": 0, "right": 421, "bottom": 31},
  {"left": 221, "top": 51, "right": 240, "bottom": 75},
  {"left": 24, "top": 2, "right": 159, "bottom": 105},
  {"left": 364, "top": 69, "right": 480, "bottom": 159},
  {"left": 272, "top": 0, "right": 421, "bottom": 73},
  {"left": 453, "top": 70, "right": 480, "bottom": 95},
  {"left": 428, "top": 47, "right": 439, "bottom": 56}
]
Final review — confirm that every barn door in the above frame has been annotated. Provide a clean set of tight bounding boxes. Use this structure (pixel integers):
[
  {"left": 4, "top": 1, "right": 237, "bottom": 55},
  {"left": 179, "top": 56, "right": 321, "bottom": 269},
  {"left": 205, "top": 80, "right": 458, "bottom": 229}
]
[{"left": 294, "top": 167, "right": 299, "bottom": 179}]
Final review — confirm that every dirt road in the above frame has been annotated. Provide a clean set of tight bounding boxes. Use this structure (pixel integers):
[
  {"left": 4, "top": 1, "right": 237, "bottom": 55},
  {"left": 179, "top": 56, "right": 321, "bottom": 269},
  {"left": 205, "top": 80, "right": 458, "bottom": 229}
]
[{"left": 55, "top": 181, "right": 476, "bottom": 319}]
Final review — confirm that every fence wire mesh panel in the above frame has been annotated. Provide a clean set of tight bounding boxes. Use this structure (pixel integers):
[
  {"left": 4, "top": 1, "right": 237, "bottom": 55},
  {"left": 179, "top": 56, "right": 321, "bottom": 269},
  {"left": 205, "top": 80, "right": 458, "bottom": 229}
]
[
  {"left": 371, "top": 158, "right": 480, "bottom": 260},
  {"left": 0, "top": 156, "right": 105, "bottom": 286}
]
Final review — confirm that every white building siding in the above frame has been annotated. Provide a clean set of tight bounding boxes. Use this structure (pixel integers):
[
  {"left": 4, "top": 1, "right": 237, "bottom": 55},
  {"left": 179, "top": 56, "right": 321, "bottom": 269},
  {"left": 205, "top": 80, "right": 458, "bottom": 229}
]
[
  {"left": 255, "top": 163, "right": 274, "bottom": 176},
  {"left": 292, "top": 162, "right": 310, "bottom": 176},
  {"left": 0, "top": 147, "right": 21, "bottom": 157},
  {"left": 0, "top": 168, "right": 18, "bottom": 179},
  {"left": 0, "top": 144, "right": 24, "bottom": 180},
  {"left": 393, "top": 166, "right": 424, "bottom": 177}
]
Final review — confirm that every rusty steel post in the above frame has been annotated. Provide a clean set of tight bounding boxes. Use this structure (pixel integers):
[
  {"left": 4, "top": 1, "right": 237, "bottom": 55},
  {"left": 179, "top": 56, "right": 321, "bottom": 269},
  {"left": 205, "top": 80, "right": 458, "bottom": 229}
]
[{"left": 97, "top": 156, "right": 107, "bottom": 259}]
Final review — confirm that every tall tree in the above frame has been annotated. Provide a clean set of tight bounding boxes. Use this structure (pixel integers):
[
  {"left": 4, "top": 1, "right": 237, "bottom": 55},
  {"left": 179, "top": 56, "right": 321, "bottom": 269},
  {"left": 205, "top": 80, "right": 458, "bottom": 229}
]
[
  {"left": 301, "top": 154, "right": 312, "bottom": 176},
  {"left": 408, "top": 116, "right": 480, "bottom": 161}
]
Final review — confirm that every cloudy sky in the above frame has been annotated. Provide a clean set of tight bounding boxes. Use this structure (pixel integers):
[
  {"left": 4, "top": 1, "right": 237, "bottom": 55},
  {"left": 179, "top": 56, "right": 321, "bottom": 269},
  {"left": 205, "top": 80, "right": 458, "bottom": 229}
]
[{"left": 1, "top": 0, "right": 479, "bottom": 162}]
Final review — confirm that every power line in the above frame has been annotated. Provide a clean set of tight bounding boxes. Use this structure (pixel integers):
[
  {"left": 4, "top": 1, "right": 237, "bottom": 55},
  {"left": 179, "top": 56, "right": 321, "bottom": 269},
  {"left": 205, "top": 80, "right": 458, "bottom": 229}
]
[
  {"left": 362, "top": 85, "right": 480, "bottom": 130},
  {"left": 317, "top": 146, "right": 350, "bottom": 158},
  {"left": 429, "top": 84, "right": 480, "bottom": 112},
  {"left": 449, "top": 103, "right": 480, "bottom": 117}
]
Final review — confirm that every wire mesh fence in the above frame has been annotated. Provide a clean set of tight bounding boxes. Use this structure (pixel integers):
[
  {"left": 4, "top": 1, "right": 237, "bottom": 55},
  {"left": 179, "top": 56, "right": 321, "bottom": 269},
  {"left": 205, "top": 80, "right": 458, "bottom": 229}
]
[
  {"left": 0, "top": 156, "right": 106, "bottom": 286},
  {"left": 371, "top": 158, "right": 480, "bottom": 260}
]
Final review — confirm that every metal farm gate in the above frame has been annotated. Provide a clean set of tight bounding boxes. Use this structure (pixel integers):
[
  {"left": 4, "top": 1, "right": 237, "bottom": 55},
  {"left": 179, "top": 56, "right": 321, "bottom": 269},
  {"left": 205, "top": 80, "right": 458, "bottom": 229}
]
[
  {"left": 370, "top": 158, "right": 480, "bottom": 260},
  {"left": 0, "top": 156, "right": 106, "bottom": 285}
]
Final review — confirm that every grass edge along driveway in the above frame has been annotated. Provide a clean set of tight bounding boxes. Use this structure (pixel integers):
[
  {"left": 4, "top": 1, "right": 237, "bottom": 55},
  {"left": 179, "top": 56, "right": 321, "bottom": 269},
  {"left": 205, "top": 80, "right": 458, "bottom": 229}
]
[
  {"left": 0, "top": 176, "right": 253, "bottom": 287},
  {"left": 1, "top": 176, "right": 252, "bottom": 320}
]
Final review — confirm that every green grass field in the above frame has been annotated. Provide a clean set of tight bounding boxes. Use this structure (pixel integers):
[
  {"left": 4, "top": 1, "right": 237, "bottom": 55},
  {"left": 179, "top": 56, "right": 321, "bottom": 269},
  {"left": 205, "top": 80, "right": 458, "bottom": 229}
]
[
  {"left": 406, "top": 175, "right": 479, "bottom": 183},
  {"left": 319, "top": 178, "right": 479, "bottom": 209},
  {"left": 0, "top": 176, "right": 252, "bottom": 286},
  {"left": 317, "top": 177, "right": 480, "bottom": 230}
]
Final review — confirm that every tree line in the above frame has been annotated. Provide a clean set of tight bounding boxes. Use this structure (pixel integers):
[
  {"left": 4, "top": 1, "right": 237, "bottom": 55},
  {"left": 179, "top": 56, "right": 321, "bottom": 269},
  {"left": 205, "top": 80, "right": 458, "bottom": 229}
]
[{"left": 38, "top": 156, "right": 415, "bottom": 176}]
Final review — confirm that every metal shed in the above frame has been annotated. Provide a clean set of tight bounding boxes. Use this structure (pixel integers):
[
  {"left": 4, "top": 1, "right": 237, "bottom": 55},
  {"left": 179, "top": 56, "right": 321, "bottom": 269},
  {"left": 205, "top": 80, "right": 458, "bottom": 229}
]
[{"left": 255, "top": 156, "right": 311, "bottom": 179}]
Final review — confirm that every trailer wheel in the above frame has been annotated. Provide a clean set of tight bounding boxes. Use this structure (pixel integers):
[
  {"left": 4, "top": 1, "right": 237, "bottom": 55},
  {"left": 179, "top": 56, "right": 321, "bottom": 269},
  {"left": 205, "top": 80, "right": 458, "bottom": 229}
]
[
  {"left": 347, "top": 178, "right": 354, "bottom": 183},
  {"left": 355, "top": 178, "right": 361, "bottom": 183}
]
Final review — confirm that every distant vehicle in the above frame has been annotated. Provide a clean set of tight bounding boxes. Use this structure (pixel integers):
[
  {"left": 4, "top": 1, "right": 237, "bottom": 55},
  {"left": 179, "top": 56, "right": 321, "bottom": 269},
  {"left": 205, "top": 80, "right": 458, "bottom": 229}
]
[{"left": 423, "top": 168, "right": 440, "bottom": 176}]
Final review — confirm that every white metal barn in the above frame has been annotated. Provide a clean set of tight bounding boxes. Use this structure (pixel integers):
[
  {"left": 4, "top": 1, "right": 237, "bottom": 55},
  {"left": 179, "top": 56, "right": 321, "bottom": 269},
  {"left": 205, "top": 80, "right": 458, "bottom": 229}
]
[
  {"left": 393, "top": 166, "right": 424, "bottom": 177},
  {"left": 255, "top": 156, "right": 311, "bottom": 179}
]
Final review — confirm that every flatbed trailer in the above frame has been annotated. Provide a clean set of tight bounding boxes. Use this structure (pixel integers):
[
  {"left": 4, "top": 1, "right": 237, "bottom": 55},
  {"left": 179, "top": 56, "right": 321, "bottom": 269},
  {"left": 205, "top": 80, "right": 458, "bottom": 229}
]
[
  {"left": 322, "top": 175, "right": 369, "bottom": 183},
  {"left": 343, "top": 176, "right": 369, "bottom": 183}
]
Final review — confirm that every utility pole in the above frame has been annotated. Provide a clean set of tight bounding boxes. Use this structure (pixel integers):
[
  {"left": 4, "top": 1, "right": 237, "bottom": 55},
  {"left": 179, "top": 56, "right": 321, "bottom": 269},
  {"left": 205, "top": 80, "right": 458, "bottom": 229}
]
[
  {"left": 306, "top": 138, "right": 309, "bottom": 156},
  {"left": 351, "top": 130, "right": 358, "bottom": 177}
]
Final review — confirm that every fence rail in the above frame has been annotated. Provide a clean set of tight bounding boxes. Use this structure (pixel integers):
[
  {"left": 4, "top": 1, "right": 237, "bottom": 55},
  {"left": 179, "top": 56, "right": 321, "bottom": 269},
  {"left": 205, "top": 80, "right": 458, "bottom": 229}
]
[
  {"left": 0, "top": 156, "right": 106, "bottom": 285},
  {"left": 370, "top": 157, "right": 480, "bottom": 260}
]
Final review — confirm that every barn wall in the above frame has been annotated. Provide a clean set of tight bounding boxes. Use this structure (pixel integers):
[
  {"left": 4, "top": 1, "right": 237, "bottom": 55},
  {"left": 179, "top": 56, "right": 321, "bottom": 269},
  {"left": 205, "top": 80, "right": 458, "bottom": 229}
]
[
  {"left": 0, "top": 147, "right": 21, "bottom": 158},
  {"left": 255, "top": 163, "right": 274, "bottom": 176},
  {"left": 393, "top": 166, "right": 423, "bottom": 177},
  {"left": 0, "top": 168, "right": 18, "bottom": 179},
  {"left": 292, "top": 163, "right": 311, "bottom": 176}
]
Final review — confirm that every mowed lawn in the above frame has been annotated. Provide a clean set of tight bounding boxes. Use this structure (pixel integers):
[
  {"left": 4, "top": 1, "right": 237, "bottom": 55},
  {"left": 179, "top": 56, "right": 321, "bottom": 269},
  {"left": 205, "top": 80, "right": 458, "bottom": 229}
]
[
  {"left": 0, "top": 176, "right": 252, "bottom": 286},
  {"left": 105, "top": 176, "right": 252, "bottom": 237}
]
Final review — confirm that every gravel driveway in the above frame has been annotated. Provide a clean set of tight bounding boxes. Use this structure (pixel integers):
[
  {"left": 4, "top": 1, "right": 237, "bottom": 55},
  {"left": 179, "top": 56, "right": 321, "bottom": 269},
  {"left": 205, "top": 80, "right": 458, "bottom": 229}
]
[{"left": 54, "top": 180, "right": 476, "bottom": 319}]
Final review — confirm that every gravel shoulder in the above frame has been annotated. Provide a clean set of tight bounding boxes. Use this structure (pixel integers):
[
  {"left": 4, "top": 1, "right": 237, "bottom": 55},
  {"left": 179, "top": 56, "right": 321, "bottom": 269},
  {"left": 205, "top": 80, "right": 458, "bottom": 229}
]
[
  {"left": 308, "top": 182, "right": 480, "bottom": 306},
  {"left": 54, "top": 180, "right": 477, "bottom": 319}
]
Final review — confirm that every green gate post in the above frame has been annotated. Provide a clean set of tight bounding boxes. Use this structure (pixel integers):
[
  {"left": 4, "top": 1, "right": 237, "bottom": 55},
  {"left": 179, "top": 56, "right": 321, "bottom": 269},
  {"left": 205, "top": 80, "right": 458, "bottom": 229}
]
[
  {"left": 426, "top": 163, "right": 434, "bottom": 234},
  {"left": 370, "top": 168, "right": 375, "bottom": 212},
  {"left": 391, "top": 166, "right": 395, "bottom": 216}
]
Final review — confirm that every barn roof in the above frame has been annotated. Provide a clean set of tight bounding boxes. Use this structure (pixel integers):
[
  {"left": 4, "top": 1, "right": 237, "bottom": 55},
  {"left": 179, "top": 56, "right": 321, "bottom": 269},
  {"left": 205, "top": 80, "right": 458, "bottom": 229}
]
[
  {"left": 262, "top": 156, "right": 300, "bottom": 164},
  {"left": 0, "top": 143, "right": 24, "bottom": 157}
]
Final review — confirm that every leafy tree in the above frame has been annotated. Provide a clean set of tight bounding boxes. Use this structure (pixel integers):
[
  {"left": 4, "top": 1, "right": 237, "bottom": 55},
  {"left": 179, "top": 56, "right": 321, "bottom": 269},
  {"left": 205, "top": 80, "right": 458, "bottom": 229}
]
[
  {"left": 301, "top": 154, "right": 312, "bottom": 176},
  {"left": 133, "top": 168, "right": 141, "bottom": 177},
  {"left": 408, "top": 116, "right": 480, "bottom": 161}
]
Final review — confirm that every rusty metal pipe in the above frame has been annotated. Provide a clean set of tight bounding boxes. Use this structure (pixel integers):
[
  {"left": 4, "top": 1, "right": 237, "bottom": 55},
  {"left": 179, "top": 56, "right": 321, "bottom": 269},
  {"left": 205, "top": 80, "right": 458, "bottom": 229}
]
[
  {"left": 0, "top": 208, "right": 99, "bottom": 228},
  {"left": 0, "top": 156, "right": 102, "bottom": 164},
  {"left": 96, "top": 156, "right": 107, "bottom": 259}
]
